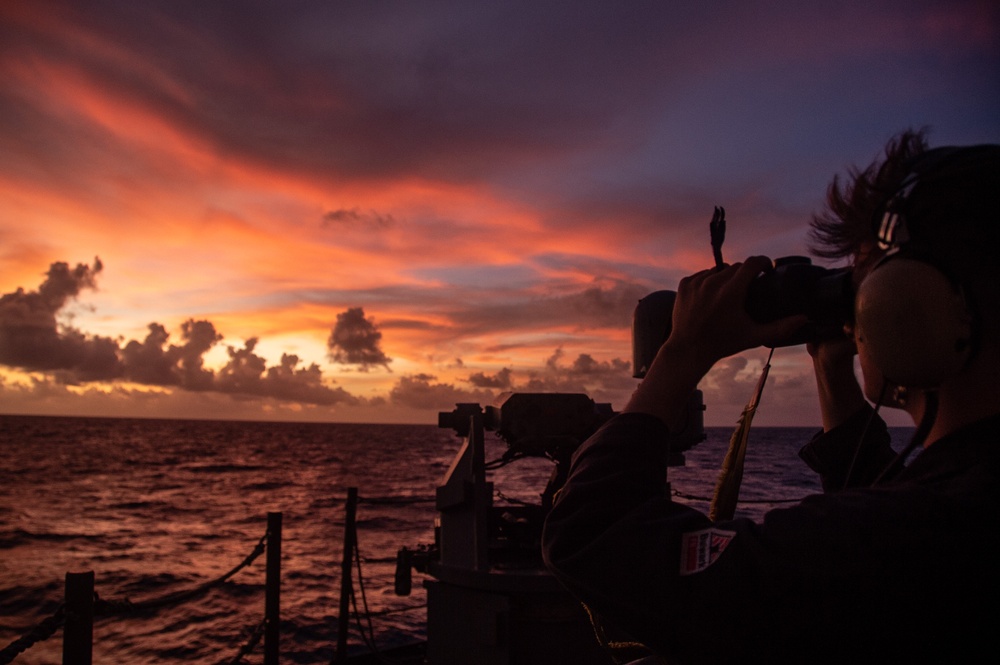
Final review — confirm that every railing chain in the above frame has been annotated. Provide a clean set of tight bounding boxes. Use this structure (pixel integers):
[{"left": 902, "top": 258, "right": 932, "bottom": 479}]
[
  {"left": 0, "top": 606, "right": 66, "bottom": 664},
  {"left": 1, "top": 522, "right": 273, "bottom": 664},
  {"left": 228, "top": 618, "right": 267, "bottom": 664},
  {"left": 93, "top": 532, "right": 268, "bottom": 617}
]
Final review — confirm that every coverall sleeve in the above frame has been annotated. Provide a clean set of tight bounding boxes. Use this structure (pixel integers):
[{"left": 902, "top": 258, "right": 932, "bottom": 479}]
[
  {"left": 797, "top": 403, "right": 897, "bottom": 491},
  {"left": 541, "top": 412, "right": 910, "bottom": 664}
]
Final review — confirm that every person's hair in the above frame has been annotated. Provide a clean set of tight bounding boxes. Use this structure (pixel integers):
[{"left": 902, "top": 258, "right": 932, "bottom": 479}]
[
  {"left": 808, "top": 129, "right": 929, "bottom": 262},
  {"left": 812, "top": 129, "right": 1000, "bottom": 342}
]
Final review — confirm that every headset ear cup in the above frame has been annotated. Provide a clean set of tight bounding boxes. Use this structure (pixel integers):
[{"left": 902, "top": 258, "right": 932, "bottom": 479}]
[{"left": 854, "top": 259, "right": 973, "bottom": 389}]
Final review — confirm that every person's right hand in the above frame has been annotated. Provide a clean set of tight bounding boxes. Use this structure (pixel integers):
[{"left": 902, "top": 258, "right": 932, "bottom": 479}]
[{"left": 668, "top": 256, "right": 808, "bottom": 371}]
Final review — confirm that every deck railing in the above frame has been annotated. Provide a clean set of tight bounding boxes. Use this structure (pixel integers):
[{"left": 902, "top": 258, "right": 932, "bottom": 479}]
[
  {"left": 0, "top": 512, "right": 282, "bottom": 665},
  {"left": 2, "top": 490, "right": 432, "bottom": 664}
]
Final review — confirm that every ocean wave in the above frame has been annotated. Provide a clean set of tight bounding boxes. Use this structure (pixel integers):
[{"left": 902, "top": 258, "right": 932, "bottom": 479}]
[
  {"left": 2, "top": 415, "right": 880, "bottom": 662},
  {"left": 180, "top": 463, "right": 269, "bottom": 474},
  {"left": 241, "top": 480, "right": 292, "bottom": 491},
  {"left": 3, "top": 527, "right": 103, "bottom": 543}
]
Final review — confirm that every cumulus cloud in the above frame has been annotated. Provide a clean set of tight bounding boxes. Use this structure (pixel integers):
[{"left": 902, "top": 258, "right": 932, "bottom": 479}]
[
  {"left": 216, "top": 338, "right": 268, "bottom": 394},
  {"left": 217, "top": 340, "right": 358, "bottom": 406},
  {"left": 0, "top": 260, "right": 360, "bottom": 408},
  {"left": 386, "top": 345, "right": 637, "bottom": 414},
  {"left": 703, "top": 355, "right": 784, "bottom": 412},
  {"left": 0, "top": 258, "right": 120, "bottom": 377},
  {"left": 62, "top": 330, "right": 123, "bottom": 382},
  {"left": 121, "top": 323, "right": 176, "bottom": 385},
  {"left": 327, "top": 307, "right": 392, "bottom": 371},
  {"left": 177, "top": 319, "right": 223, "bottom": 389},
  {"left": 120, "top": 320, "right": 222, "bottom": 390},
  {"left": 696, "top": 350, "right": 829, "bottom": 426},
  {"left": 521, "top": 349, "right": 636, "bottom": 401},
  {"left": 265, "top": 354, "right": 356, "bottom": 405},
  {"left": 522, "top": 349, "right": 635, "bottom": 396},
  {"left": 468, "top": 367, "right": 513, "bottom": 389},
  {"left": 389, "top": 373, "right": 491, "bottom": 410}
]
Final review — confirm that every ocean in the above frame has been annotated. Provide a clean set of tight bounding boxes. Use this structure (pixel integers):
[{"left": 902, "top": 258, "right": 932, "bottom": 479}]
[{"left": 0, "top": 414, "right": 915, "bottom": 664}]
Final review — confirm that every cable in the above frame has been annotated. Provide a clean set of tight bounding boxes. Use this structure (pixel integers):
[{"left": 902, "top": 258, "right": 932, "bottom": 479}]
[
  {"left": 871, "top": 390, "right": 938, "bottom": 486},
  {"left": 841, "top": 380, "right": 889, "bottom": 490}
]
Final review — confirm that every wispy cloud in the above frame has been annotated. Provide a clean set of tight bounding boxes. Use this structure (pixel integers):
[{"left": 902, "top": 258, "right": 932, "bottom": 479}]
[{"left": 0, "top": 0, "right": 995, "bottom": 424}]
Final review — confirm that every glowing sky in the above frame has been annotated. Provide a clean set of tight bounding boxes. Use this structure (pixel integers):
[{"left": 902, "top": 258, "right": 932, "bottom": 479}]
[{"left": 1, "top": 0, "right": 998, "bottom": 425}]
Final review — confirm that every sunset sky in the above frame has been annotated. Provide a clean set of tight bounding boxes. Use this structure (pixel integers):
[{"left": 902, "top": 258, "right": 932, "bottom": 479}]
[{"left": 1, "top": 0, "right": 998, "bottom": 426}]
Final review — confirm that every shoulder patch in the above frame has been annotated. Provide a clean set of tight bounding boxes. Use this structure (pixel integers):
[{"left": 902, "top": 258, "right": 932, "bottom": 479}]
[{"left": 679, "top": 527, "right": 736, "bottom": 575}]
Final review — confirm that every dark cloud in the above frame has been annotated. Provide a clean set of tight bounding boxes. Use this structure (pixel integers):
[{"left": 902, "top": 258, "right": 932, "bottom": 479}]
[
  {"left": 3, "top": 0, "right": 996, "bottom": 244},
  {"left": 217, "top": 340, "right": 357, "bottom": 406},
  {"left": 327, "top": 307, "right": 392, "bottom": 371},
  {"left": 177, "top": 319, "right": 223, "bottom": 390},
  {"left": 0, "top": 258, "right": 119, "bottom": 376},
  {"left": 705, "top": 355, "right": 779, "bottom": 411},
  {"left": 63, "top": 330, "right": 123, "bottom": 382},
  {"left": 569, "top": 353, "right": 632, "bottom": 377},
  {"left": 0, "top": 259, "right": 101, "bottom": 327},
  {"left": 389, "top": 373, "right": 490, "bottom": 411},
  {"left": 37, "top": 258, "right": 103, "bottom": 309},
  {"left": 467, "top": 367, "right": 513, "bottom": 389},
  {"left": 524, "top": 349, "right": 636, "bottom": 401},
  {"left": 388, "top": 348, "right": 636, "bottom": 414},
  {"left": 322, "top": 208, "right": 395, "bottom": 229},
  {"left": 440, "top": 280, "right": 651, "bottom": 343},
  {"left": 0, "top": 260, "right": 360, "bottom": 408},
  {"left": 121, "top": 320, "right": 222, "bottom": 390},
  {"left": 545, "top": 348, "right": 564, "bottom": 371},
  {"left": 302, "top": 276, "right": 645, "bottom": 348},
  {"left": 15, "top": 0, "right": 989, "bottom": 199},
  {"left": 0, "top": 259, "right": 640, "bottom": 415},
  {"left": 0, "top": 1, "right": 725, "bottom": 188},
  {"left": 699, "top": 352, "right": 824, "bottom": 425},
  {"left": 265, "top": 354, "right": 357, "bottom": 405},
  {"left": 121, "top": 323, "right": 176, "bottom": 385},
  {"left": 213, "top": 339, "right": 263, "bottom": 392}
]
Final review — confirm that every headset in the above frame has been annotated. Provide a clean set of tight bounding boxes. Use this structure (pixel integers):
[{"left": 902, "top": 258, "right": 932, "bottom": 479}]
[
  {"left": 853, "top": 147, "right": 979, "bottom": 391},
  {"left": 837, "top": 143, "right": 997, "bottom": 485}
]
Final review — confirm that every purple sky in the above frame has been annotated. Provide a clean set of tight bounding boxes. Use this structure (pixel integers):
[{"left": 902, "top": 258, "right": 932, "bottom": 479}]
[{"left": 1, "top": 0, "right": 998, "bottom": 424}]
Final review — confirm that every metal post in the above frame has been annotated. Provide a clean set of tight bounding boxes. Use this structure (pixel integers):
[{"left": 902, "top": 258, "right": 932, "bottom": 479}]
[
  {"left": 335, "top": 487, "right": 359, "bottom": 663},
  {"left": 63, "top": 571, "right": 94, "bottom": 665},
  {"left": 437, "top": 410, "right": 492, "bottom": 571},
  {"left": 264, "top": 511, "right": 282, "bottom": 665}
]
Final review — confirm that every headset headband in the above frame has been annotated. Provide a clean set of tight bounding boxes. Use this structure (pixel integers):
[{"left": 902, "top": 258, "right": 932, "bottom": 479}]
[
  {"left": 874, "top": 146, "right": 965, "bottom": 252},
  {"left": 876, "top": 173, "right": 917, "bottom": 251},
  {"left": 864, "top": 144, "right": 995, "bottom": 380}
]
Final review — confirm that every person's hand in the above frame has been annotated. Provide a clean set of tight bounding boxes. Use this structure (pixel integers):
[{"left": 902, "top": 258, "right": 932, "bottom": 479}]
[
  {"left": 807, "top": 334, "right": 858, "bottom": 373},
  {"left": 808, "top": 333, "right": 866, "bottom": 431},
  {"left": 668, "top": 256, "right": 808, "bottom": 370},
  {"left": 624, "top": 257, "right": 807, "bottom": 429}
]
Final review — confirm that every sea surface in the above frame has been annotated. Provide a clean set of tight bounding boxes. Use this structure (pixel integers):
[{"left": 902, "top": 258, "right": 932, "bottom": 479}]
[{"left": 0, "top": 414, "right": 915, "bottom": 664}]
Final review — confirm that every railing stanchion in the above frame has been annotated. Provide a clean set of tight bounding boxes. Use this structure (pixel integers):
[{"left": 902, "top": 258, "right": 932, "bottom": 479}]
[
  {"left": 335, "top": 487, "right": 359, "bottom": 663},
  {"left": 63, "top": 571, "right": 94, "bottom": 665},
  {"left": 264, "top": 511, "right": 282, "bottom": 665}
]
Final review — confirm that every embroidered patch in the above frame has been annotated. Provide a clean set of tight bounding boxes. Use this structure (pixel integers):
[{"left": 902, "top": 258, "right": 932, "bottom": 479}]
[{"left": 679, "top": 527, "right": 736, "bottom": 575}]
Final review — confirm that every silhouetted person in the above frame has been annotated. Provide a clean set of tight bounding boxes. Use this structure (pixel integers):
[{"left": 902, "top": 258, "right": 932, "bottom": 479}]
[{"left": 543, "top": 131, "right": 1000, "bottom": 663}]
